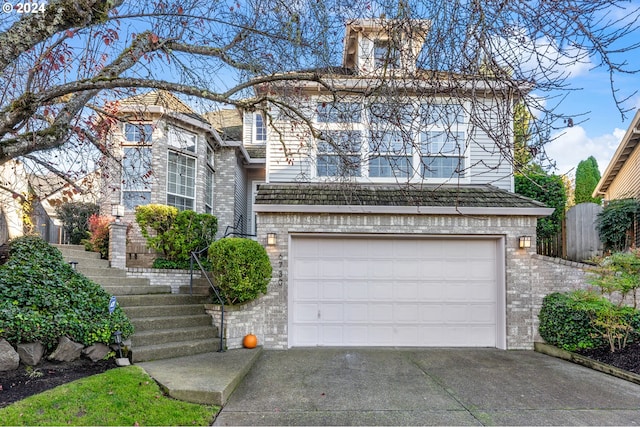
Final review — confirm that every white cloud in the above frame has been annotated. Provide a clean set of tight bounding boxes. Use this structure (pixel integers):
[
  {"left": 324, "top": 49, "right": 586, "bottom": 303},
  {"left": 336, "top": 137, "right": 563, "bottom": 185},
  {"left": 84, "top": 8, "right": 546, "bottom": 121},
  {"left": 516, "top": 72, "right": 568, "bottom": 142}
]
[
  {"left": 490, "top": 31, "right": 593, "bottom": 80},
  {"left": 544, "top": 126, "right": 623, "bottom": 177}
]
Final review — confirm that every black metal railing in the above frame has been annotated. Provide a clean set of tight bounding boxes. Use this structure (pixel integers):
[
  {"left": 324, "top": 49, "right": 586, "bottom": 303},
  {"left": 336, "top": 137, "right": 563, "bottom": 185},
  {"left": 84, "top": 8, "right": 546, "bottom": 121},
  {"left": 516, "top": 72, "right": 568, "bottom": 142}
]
[
  {"left": 223, "top": 215, "right": 257, "bottom": 238},
  {"left": 190, "top": 247, "right": 225, "bottom": 353}
]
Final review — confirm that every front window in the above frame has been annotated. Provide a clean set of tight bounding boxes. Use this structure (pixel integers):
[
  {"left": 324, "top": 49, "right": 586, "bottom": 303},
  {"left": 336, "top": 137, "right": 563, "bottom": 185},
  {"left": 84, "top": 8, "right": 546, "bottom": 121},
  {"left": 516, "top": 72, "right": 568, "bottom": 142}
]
[
  {"left": 317, "top": 130, "right": 362, "bottom": 177},
  {"left": 122, "top": 147, "right": 152, "bottom": 209},
  {"left": 368, "top": 130, "right": 412, "bottom": 178},
  {"left": 168, "top": 128, "right": 197, "bottom": 152},
  {"left": 420, "top": 131, "right": 465, "bottom": 178},
  {"left": 124, "top": 123, "right": 153, "bottom": 143},
  {"left": 205, "top": 166, "right": 214, "bottom": 214},
  {"left": 167, "top": 151, "right": 195, "bottom": 210}
]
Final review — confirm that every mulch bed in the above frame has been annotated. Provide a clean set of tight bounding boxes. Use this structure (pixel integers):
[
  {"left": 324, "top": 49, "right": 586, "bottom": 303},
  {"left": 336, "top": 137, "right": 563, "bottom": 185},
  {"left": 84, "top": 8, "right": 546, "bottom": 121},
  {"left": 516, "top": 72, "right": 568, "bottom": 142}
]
[
  {"left": 0, "top": 357, "right": 118, "bottom": 408},
  {"left": 576, "top": 342, "right": 640, "bottom": 375}
]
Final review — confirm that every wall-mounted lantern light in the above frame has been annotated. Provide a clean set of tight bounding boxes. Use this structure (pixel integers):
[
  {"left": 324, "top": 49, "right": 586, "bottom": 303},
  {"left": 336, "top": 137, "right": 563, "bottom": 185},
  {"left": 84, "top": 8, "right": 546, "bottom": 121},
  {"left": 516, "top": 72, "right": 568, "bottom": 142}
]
[
  {"left": 111, "top": 203, "right": 125, "bottom": 222},
  {"left": 518, "top": 236, "right": 532, "bottom": 249},
  {"left": 267, "top": 233, "right": 277, "bottom": 246}
]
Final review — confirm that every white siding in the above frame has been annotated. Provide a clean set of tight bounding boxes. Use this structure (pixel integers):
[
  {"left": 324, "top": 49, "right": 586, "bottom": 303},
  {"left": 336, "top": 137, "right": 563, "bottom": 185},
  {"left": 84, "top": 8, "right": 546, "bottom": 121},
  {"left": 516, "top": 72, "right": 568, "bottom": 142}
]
[
  {"left": 267, "top": 105, "right": 314, "bottom": 182},
  {"left": 265, "top": 96, "right": 515, "bottom": 190}
]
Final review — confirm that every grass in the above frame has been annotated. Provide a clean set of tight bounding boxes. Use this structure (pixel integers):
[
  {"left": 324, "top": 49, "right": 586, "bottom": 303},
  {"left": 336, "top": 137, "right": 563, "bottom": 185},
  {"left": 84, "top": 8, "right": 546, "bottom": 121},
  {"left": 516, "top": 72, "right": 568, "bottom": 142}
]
[{"left": 0, "top": 366, "right": 219, "bottom": 426}]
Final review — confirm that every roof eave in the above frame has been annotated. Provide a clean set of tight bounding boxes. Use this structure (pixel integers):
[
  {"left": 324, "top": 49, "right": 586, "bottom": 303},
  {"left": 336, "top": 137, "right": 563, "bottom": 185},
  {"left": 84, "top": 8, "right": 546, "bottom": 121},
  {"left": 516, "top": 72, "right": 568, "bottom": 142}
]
[
  {"left": 594, "top": 110, "right": 640, "bottom": 197},
  {"left": 254, "top": 204, "right": 554, "bottom": 217}
]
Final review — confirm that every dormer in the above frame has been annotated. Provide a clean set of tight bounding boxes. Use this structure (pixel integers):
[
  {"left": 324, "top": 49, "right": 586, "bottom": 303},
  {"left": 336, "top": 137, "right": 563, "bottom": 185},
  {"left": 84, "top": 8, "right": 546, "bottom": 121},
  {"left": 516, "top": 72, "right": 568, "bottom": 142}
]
[{"left": 343, "top": 19, "right": 430, "bottom": 74}]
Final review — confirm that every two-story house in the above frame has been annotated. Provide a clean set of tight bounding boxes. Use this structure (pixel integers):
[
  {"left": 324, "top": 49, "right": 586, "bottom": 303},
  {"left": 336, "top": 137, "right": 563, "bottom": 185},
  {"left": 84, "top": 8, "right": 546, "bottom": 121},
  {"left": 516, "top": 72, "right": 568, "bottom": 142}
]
[{"left": 246, "top": 19, "right": 554, "bottom": 350}]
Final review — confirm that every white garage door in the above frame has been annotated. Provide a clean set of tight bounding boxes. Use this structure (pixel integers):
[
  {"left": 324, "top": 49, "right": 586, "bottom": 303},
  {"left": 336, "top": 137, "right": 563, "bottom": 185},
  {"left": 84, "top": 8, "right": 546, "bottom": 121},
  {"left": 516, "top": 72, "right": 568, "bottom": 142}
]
[{"left": 289, "top": 236, "right": 502, "bottom": 347}]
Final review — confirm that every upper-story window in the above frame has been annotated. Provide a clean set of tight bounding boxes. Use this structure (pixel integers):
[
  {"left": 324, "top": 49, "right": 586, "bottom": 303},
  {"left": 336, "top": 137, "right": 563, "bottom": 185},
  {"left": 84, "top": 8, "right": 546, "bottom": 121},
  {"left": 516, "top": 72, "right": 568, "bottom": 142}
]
[
  {"left": 122, "top": 146, "right": 153, "bottom": 210},
  {"left": 317, "top": 130, "right": 362, "bottom": 177},
  {"left": 167, "top": 151, "right": 196, "bottom": 211},
  {"left": 317, "top": 102, "right": 362, "bottom": 123},
  {"left": 122, "top": 123, "right": 153, "bottom": 210},
  {"left": 124, "top": 123, "right": 153, "bottom": 143},
  {"left": 254, "top": 113, "right": 267, "bottom": 143},
  {"left": 373, "top": 39, "right": 400, "bottom": 69},
  {"left": 419, "top": 103, "right": 466, "bottom": 179},
  {"left": 314, "top": 99, "right": 467, "bottom": 181},
  {"left": 168, "top": 128, "right": 197, "bottom": 152}
]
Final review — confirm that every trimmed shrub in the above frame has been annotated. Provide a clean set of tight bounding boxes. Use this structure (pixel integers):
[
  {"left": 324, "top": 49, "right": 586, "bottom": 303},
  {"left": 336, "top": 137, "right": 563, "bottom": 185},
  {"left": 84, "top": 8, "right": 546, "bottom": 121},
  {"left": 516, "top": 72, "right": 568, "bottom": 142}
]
[
  {"left": 0, "top": 236, "right": 133, "bottom": 350},
  {"left": 136, "top": 205, "right": 217, "bottom": 269},
  {"left": 55, "top": 202, "right": 100, "bottom": 244},
  {"left": 539, "top": 290, "right": 640, "bottom": 352},
  {"left": 208, "top": 238, "right": 272, "bottom": 305}
]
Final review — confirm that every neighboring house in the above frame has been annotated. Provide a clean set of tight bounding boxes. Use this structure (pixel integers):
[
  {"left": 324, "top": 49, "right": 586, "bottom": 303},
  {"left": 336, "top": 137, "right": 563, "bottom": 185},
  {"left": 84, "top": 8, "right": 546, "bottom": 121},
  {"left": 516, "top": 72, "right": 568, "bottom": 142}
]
[
  {"left": 101, "top": 91, "right": 265, "bottom": 261},
  {"left": 592, "top": 109, "right": 640, "bottom": 246},
  {"left": 0, "top": 160, "right": 100, "bottom": 244},
  {"left": 246, "top": 19, "right": 556, "bottom": 350}
]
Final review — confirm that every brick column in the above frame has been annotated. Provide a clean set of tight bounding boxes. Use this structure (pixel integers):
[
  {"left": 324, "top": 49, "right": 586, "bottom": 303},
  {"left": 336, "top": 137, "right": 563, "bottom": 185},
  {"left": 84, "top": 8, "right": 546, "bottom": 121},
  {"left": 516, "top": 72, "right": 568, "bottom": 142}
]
[{"left": 109, "top": 222, "right": 127, "bottom": 270}]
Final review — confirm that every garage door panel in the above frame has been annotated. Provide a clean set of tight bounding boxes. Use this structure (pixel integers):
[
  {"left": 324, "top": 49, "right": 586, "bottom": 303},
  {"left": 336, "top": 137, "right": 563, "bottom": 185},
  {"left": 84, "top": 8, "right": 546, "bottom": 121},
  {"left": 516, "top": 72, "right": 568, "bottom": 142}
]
[
  {"left": 293, "top": 303, "right": 318, "bottom": 321},
  {"left": 320, "top": 281, "right": 344, "bottom": 300},
  {"left": 296, "top": 281, "right": 319, "bottom": 300},
  {"left": 291, "top": 237, "right": 501, "bottom": 348},
  {"left": 394, "top": 282, "right": 419, "bottom": 300}
]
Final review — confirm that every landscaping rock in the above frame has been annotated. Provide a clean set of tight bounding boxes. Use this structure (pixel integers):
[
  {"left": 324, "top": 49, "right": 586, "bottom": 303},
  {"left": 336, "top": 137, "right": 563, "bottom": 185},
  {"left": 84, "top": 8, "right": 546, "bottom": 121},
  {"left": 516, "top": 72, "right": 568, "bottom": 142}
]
[
  {"left": 48, "top": 337, "right": 83, "bottom": 362},
  {"left": 17, "top": 342, "right": 45, "bottom": 366},
  {"left": 0, "top": 339, "right": 19, "bottom": 371},
  {"left": 82, "top": 343, "right": 111, "bottom": 362}
]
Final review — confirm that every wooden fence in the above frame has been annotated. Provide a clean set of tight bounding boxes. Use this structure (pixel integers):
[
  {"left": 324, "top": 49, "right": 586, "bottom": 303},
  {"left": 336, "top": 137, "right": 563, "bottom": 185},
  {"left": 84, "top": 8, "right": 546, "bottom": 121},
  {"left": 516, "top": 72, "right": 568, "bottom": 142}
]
[{"left": 536, "top": 202, "right": 603, "bottom": 261}]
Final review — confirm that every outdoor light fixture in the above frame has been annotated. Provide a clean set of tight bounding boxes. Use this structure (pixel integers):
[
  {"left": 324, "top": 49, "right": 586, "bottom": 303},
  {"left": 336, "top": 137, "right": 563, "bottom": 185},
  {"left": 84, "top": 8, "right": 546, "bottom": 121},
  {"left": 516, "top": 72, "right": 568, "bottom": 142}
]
[
  {"left": 519, "top": 236, "right": 532, "bottom": 249},
  {"left": 111, "top": 203, "right": 124, "bottom": 222},
  {"left": 267, "top": 233, "right": 277, "bottom": 246}
]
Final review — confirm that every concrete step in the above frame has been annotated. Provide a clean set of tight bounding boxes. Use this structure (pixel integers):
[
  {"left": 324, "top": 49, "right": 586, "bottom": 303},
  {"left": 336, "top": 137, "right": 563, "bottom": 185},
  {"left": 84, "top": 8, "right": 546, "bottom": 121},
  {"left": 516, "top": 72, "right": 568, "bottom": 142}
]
[
  {"left": 54, "top": 245, "right": 102, "bottom": 260},
  {"left": 131, "top": 325, "right": 219, "bottom": 347},
  {"left": 132, "top": 338, "right": 223, "bottom": 363},
  {"left": 123, "top": 303, "right": 208, "bottom": 318},
  {"left": 137, "top": 349, "right": 263, "bottom": 406},
  {"left": 70, "top": 257, "right": 111, "bottom": 268},
  {"left": 178, "top": 284, "right": 212, "bottom": 295},
  {"left": 76, "top": 266, "right": 128, "bottom": 277},
  {"left": 89, "top": 276, "right": 150, "bottom": 286},
  {"left": 117, "top": 294, "right": 210, "bottom": 307},
  {"left": 132, "top": 314, "right": 212, "bottom": 332},
  {"left": 103, "top": 285, "right": 172, "bottom": 296}
]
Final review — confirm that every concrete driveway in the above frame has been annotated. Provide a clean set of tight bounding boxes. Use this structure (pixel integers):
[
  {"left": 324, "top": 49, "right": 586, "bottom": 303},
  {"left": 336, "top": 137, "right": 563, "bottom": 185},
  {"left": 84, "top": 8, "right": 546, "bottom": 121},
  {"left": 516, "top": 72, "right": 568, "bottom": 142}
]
[{"left": 213, "top": 348, "right": 640, "bottom": 426}]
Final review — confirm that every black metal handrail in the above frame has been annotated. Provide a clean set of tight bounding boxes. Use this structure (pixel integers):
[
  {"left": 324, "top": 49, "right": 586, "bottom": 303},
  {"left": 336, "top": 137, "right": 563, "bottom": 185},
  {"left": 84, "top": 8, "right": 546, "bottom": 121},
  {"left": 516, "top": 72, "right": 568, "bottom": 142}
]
[{"left": 190, "top": 247, "right": 225, "bottom": 352}]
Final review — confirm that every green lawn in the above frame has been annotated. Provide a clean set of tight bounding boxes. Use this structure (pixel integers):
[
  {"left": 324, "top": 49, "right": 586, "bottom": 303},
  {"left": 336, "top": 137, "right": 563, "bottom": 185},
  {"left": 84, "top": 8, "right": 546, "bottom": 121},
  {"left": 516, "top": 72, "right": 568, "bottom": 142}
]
[{"left": 0, "top": 366, "right": 219, "bottom": 426}]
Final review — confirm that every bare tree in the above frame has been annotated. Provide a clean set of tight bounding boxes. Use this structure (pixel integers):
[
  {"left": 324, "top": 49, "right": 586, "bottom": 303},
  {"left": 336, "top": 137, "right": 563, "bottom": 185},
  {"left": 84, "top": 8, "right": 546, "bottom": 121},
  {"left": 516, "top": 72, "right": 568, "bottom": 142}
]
[{"left": 0, "top": 0, "right": 638, "bottom": 195}]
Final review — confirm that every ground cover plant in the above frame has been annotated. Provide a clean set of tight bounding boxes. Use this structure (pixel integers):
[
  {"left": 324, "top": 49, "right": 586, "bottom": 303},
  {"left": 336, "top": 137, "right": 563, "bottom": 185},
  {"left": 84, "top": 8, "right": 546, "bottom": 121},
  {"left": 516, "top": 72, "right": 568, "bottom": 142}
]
[
  {"left": 0, "top": 235, "right": 133, "bottom": 349},
  {"left": 0, "top": 365, "right": 218, "bottom": 426}
]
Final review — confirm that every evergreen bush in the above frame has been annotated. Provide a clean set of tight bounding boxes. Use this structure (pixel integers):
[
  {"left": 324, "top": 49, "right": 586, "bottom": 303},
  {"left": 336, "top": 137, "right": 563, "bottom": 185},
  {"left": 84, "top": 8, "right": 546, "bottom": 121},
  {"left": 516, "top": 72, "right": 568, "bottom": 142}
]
[
  {"left": 136, "top": 205, "right": 218, "bottom": 269},
  {"left": 208, "top": 238, "right": 272, "bottom": 305},
  {"left": 539, "top": 290, "right": 640, "bottom": 352}
]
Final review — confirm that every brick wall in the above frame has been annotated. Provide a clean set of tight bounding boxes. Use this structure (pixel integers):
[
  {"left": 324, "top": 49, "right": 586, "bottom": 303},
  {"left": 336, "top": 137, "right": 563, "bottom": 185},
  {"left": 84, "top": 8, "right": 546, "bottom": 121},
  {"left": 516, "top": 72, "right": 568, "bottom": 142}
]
[
  {"left": 126, "top": 267, "right": 198, "bottom": 293},
  {"left": 206, "top": 299, "right": 265, "bottom": 349},
  {"left": 218, "top": 211, "right": 595, "bottom": 351}
]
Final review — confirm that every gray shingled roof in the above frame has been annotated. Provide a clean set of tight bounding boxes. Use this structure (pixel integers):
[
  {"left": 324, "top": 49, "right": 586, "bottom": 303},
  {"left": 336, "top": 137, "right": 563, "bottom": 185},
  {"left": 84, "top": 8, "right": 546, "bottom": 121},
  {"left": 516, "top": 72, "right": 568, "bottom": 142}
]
[{"left": 255, "top": 183, "right": 547, "bottom": 208}]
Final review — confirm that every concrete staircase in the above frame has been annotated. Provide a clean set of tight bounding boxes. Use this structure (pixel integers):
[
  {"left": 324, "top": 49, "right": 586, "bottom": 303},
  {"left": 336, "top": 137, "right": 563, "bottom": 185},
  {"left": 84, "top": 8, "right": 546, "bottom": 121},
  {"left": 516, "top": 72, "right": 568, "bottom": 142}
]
[{"left": 54, "top": 244, "right": 222, "bottom": 363}]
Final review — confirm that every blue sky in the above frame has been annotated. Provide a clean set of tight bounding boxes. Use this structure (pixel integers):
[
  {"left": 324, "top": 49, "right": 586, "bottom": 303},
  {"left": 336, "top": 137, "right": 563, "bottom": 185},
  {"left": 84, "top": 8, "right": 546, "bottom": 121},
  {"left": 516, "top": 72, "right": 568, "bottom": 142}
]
[{"left": 543, "top": 1, "right": 640, "bottom": 177}]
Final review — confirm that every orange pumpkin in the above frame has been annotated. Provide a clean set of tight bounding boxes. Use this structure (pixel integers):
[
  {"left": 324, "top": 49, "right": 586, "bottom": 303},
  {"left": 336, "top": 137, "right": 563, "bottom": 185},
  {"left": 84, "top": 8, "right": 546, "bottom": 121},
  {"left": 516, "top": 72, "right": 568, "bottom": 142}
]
[{"left": 243, "top": 333, "right": 258, "bottom": 349}]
